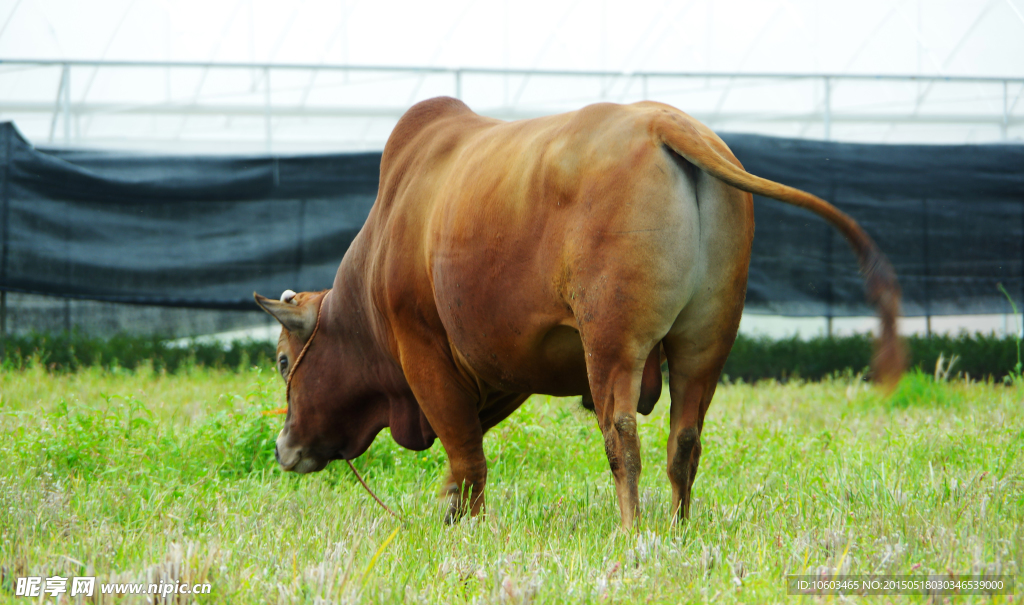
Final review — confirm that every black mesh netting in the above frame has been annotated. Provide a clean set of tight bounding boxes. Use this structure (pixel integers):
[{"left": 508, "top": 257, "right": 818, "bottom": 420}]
[{"left": 1, "top": 122, "right": 1022, "bottom": 316}]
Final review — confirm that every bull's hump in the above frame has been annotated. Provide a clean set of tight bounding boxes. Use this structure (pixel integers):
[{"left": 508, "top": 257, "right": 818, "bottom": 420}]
[
  {"left": 404, "top": 96, "right": 472, "bottom": 124},
  {"left": 384, "top": 97, "right": 473, "bottom": 154}
]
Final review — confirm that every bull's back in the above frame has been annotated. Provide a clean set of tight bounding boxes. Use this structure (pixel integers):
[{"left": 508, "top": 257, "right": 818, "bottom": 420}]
[{"left": 379, "top": 101, "right": 706, "bottom": 395}]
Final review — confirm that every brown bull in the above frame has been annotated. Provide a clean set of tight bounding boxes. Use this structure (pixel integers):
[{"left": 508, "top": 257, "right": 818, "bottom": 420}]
[{"left": 255, "top": 96, "right": 905, "bottom": 528}]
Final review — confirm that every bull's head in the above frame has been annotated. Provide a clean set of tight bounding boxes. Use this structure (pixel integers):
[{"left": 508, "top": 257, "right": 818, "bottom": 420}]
[
  {"left": 255, "top": 287, "right": 428, "bottom": 475},
  {"left": 254, "top": 289, "right": 335, "bottom": 474}
]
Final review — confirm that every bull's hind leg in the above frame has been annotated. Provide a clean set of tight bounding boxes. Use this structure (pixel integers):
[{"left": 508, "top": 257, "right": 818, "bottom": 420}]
[
  {"left": 662, "top": 318, "right": 739, "bottom": 521},
  {"left": 586, "top": 348, "right": 649, "bottom": 529},
  {"left": 581, "top": 313, "right": 670, "bottom": 529},
  {"left": 573, "top": 244, "right": 694, "bottom": 529}
]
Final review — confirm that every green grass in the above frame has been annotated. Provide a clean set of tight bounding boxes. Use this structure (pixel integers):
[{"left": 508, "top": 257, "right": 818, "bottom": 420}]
[{"left": 1, "top": 363, "right": 1021, "bottom": 603}]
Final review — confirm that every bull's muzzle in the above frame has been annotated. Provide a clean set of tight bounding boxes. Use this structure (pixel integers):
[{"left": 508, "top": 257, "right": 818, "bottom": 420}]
[{"left": 275, "top": 429, "right": 326, "bottom": 473}]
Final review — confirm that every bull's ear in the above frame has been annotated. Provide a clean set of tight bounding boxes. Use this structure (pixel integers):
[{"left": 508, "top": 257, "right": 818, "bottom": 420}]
[{"left": 254, "top": 292, "right": 318, "bottom": 341}]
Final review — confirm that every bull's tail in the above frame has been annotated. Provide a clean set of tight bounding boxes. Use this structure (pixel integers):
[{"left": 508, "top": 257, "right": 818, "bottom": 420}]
[{"left": 653, "top": 109, "right": 907, "bottom": 388}]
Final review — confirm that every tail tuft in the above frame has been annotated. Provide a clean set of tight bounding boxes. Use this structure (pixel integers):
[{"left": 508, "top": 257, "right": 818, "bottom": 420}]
[{"left": 864, "top": 252, "right": 908, "bottom": 390}]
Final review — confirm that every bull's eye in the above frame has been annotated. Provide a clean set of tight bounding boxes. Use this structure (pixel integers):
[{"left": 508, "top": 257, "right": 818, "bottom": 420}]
[{"left": 278, "top": 355, "right": 289, "bottom": 377}]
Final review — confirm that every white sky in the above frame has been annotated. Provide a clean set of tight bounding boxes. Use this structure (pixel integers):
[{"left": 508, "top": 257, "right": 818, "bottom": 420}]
[{"left": 3, "top": 0, "right": 1022, "bottom": 76}]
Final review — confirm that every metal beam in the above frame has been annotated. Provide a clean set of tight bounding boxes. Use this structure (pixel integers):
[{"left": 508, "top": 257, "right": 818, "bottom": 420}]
[
  {"left": 823, "top": 77, "right": 831, "bottom": 141},
  {"left": 1004, "top": 80, "right": 1010, "bottom": 141},
  {"left": 62, "top": 64, "right": 70, "bottom": 145},
  {"left": 2, "top": 58, "right": 1022, "bottom": 85},
  {"left": 263, "top": 66, "right": 272, "bottom": 153},
  {"left": 47, "top": 63, "right": 67, "bottom": 144},
  {"left": 5, "top": 100, "right": 1021, "bottom": 127},
  {"left": 4, "top": 59, "right": 1019, "bottom": 151}
]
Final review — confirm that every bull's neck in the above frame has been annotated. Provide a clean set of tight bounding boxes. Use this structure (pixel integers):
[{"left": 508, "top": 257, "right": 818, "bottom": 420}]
[{"left": 323, "top": 245, "right": 408, "bottom": 400}]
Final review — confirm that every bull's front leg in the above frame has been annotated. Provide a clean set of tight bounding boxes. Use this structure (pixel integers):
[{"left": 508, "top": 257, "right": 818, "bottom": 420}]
[
  {"left": 440, "top": 435, "right": 488, "bottom": 523},
  {"left": 419, "top": 399, "right": 488, "bottom": 523},
  {"left": 392, "top": 330, "right": 491, "bottom": 524}
]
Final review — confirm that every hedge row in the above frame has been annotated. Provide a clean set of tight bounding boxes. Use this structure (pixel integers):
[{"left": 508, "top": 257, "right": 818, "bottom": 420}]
[
  {"left": 0, "top": 331, "right": 276, "bottom": 373},
  {"left": 723, "top": 332, "right": 1022, "bottom": 383},
  {"left": 1, "top": 330, "right": 1021, "bottom": 382}
]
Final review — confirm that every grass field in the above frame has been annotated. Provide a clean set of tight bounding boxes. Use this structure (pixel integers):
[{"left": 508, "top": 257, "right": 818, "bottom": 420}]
[{"left": 1, "top": 363, "right": 1021, "bottom": 603}]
